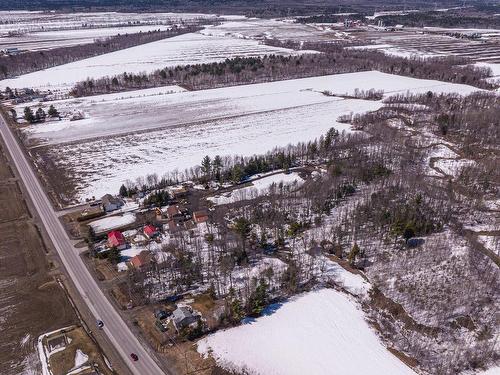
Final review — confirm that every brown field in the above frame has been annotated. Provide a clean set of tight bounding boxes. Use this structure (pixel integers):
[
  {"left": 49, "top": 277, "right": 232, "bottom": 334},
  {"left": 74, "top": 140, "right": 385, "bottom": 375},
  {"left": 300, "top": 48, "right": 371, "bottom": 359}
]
[
  {"left": 48, "top": 326, "right": 113, "bottom": 375},
  {"left": 0, "top": 143, "right": 77, "bottom": 375}
]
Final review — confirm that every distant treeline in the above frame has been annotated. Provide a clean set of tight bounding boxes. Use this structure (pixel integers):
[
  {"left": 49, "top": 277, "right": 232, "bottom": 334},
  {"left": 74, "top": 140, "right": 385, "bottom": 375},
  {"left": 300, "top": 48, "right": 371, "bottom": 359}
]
[
  {"left": 69, "top": 43, "right": 495, "bottom": 97},
  {"left": 0, "top": 26, "right": 201, "bottom": 79},
  {"left": 296, "top": 14, "right": 367, "bottom": 23},
  {"left": 377, "top": 10, "right": 500, "bottom": 29}
]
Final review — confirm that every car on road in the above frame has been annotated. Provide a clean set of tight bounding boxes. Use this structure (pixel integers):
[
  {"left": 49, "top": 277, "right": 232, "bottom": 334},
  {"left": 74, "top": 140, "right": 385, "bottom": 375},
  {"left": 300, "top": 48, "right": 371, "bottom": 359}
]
[
  {"left": 96, "top": 319, "right": 104, "bottom": 329},
  {"left": 130, "top": 353, "right": 139, "bottom": 361}
]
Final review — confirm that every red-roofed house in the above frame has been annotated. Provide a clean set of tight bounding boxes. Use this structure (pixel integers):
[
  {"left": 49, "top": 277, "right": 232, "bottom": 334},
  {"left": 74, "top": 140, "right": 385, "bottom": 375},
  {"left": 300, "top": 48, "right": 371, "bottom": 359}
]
[
  {"left": 130, "top": 250, "right": 153, "bottom": 269},
  {"left": 107, "top": 230, "right": 126, "bottom": 250},
  {"left": 193, "top": 210, "right": 209, "bottom": 224},
  {"left": 144, "top": 225, "right": 158, "bottom": 239}
]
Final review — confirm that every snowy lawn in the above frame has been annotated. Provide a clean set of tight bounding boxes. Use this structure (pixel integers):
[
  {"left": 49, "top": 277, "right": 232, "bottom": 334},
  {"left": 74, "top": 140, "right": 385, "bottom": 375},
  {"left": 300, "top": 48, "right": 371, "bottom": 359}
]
[
  {"left": 88, "top": 212, "right": 135, "bottom": 233},
  {"left": 208, "top": 172, "right": 304, "bottom": 205},
  {"left": 197, "top": 288, "right": 417, "bottom": 375}
]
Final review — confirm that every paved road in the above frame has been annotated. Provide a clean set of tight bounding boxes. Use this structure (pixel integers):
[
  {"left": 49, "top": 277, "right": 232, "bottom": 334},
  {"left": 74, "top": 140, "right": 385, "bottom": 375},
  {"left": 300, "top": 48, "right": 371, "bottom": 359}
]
[{"left": 0, "top": 114, "right": 167, "bottom": 375}]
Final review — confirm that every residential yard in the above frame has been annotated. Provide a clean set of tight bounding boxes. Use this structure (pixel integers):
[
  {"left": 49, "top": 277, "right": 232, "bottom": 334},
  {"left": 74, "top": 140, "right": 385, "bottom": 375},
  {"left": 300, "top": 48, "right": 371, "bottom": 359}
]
[{"left": 46, "top": 326, "right": 112, "bottom": 375}]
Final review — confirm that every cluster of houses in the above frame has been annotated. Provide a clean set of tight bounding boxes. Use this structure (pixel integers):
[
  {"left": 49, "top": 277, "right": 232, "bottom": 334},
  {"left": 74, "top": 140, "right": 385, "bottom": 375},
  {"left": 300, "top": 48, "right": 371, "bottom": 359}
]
[
  {"left": 163, "top": 204, "right": 209, "bottom": 233},
  {"left": 94, "top": 187, "right": 210, "bottom": 271}
]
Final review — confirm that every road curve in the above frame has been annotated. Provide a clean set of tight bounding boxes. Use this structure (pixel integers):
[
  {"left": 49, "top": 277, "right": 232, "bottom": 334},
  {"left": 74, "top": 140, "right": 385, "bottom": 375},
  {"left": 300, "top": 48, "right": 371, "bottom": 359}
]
[{"left": 0, "top": 113, "right": 168, "bottom": 375}]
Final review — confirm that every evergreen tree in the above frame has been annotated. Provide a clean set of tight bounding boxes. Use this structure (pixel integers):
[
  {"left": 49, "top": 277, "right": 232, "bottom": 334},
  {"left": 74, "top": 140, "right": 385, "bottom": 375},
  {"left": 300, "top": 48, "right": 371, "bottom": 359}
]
[
  {"left": 23, "top": 107, "right": 35, "bottom": 123},
  {"left": 47, "top": 104, "right": 59, "bottom": 118},
  {"left": 248, "top": 278, "right": 269, "bottom": 316},
  {"left": 201, "top": 155, "right": 212, "bottom": 179},
  {"left": 348, "top": 243, "right": 360, "bottom": 266},
  {"left": 35, "top": 107, "right": 46, "bottom": 122},
  {"left": 119, "top": 184, "right": 128, "bottom": 197},
  {"left": 227, "top": 288, "right": 244, "bottom": 323},
  {"left": 231, "top": 164, "right": 243, "bottom": 183},
  {"left": 403, "top": 223, "right": 416, "bottom": 243},
  {"left": 234, "top": 217, "right": 252, "bottom": 249},
  {"left": 108, "top": 247, "right": 121, "bottom": 264},
  {"left": 212, "top": 155, "right": 223, "bottom": 182}
]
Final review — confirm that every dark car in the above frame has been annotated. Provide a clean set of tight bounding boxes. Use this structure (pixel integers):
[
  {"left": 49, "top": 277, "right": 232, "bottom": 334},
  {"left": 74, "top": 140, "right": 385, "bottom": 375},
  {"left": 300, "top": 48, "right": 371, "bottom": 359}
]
[
  {"left": 96, "top": 320, "right": 104, "bottom": 329},
  {"left": 130, "top": 353, "right": 139, "bottom": 362}
]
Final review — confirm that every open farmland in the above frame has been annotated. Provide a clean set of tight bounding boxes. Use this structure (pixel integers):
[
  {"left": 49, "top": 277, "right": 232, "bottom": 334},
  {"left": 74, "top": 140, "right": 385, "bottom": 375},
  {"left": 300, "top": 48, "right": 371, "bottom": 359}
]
[
  {"left": 0, "top": 142, "right": 76, "bottom": 375},
  {"left": 200, "top": 17, "right": 348, "bottom": 42},
  {"left": 353, "top": 28, "right": 500, "bottom": 62},
  {"left": 0, "top": 10, "right": 220, "bottom": 35},
  {"left": 22, "top": 70, "right": 482, "bottom": 205},
  {"left": 0, "top": 24, "right": 175, "bottom": 52},
  {"left": 197, "top": 288, "right": 417, "bottom": 375},
  {"left": 0, "top": 31, "right": 307, "bottom": 94}
]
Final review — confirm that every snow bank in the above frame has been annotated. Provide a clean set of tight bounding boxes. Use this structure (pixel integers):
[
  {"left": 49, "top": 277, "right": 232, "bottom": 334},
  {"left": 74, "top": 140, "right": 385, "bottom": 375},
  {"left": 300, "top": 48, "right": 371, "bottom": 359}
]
[
  {"left": 318, "top": 256, "right": 371, "bottom": 297},
  {"left": 198, "top": 288, "right": 416, "bottom": 375},
  {"left": 73, "top": 349, "right": 88, "bottom": 369}
]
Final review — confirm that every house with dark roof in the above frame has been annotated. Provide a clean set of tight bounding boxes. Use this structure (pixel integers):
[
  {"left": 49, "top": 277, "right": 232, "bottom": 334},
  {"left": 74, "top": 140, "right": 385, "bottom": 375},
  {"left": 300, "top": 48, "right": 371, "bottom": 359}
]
[
  {"left": 172, "top": 306, "right": 199, "bottom": 331},
  {"left": 107, "top": 230, "right": 126, "bottom": 250}
]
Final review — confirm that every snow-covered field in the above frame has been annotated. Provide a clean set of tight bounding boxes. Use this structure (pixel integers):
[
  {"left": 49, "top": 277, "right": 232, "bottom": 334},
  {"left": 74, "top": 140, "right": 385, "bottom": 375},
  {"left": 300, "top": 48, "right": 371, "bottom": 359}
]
[
  {"left": 0, "top": 10, "right": 219, "bottom": 35},
  {"left": 27, "top": 71, "right": 482, "bottom": 202},
  {"left": 0, "top": 24, "right": 174, "bottom": 52},
  {"left": 23, "top": 70, "right": 480, "bottom": 145},
  {"left": 197, "top": 288, "right": 417, "bottom": 375},
  {"left": 0, "top": 32, "right": 306, "bottom": 93},
  {"left": 208, "top": 172, "right": 304, "bottom": 205},
  {"left": 348, "top": 44, "right": 445, "bottom": 59},
  {"left": 200, "top": 18, "right": 341, "bottom": 42}
]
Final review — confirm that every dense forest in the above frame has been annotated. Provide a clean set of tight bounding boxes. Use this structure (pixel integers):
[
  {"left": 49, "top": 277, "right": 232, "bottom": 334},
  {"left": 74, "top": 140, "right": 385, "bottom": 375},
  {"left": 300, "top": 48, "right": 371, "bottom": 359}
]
[{"left": 0, "top": 26, "right": 201, "bottom": 79}]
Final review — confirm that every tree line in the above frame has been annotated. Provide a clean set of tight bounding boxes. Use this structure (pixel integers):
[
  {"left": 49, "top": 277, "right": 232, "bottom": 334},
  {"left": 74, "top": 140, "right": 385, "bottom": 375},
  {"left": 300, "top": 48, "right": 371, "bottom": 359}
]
[
  {"left": 69, "top": 43, "right": 495, "bottom": 97},
  {"left": 0, "top": 26, "right": 201, "bottom": 79}
]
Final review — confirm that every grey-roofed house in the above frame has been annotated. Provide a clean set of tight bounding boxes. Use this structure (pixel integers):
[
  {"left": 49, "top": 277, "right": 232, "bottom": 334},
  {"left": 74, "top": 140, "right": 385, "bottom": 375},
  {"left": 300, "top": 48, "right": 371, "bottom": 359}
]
[
  {"left": 172, "top": 306, "right": 199, "bottom": 331},
  {"left": 101, "top": 194, "right": 124, "bottom": 212}
]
